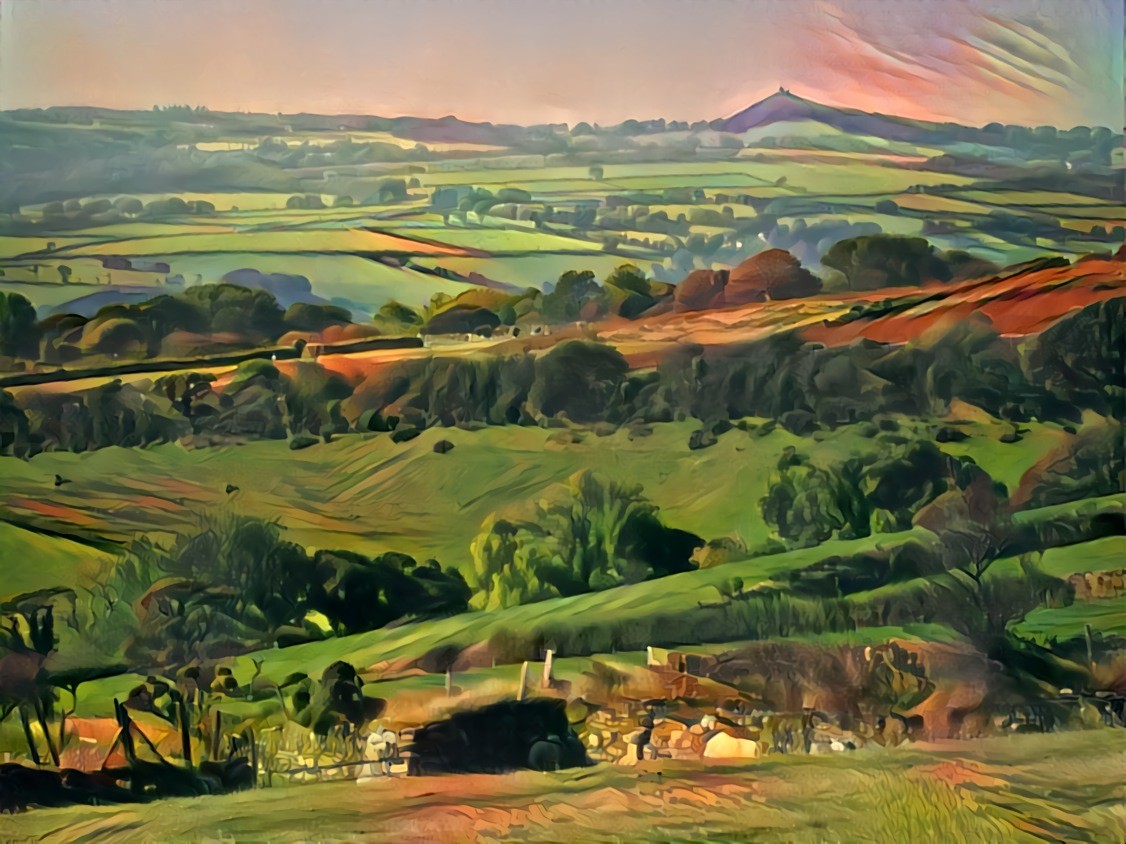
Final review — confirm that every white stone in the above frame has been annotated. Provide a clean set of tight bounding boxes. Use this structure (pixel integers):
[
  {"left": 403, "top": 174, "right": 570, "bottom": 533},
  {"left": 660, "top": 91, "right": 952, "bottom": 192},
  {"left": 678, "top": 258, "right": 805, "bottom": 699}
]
[{"left": 702, "top": 731, "right": 760, "bottom": 759}]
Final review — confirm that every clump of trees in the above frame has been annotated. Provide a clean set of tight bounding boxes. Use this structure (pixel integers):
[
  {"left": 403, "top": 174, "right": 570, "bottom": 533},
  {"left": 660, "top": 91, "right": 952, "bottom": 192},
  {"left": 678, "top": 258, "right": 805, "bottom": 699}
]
[
  {"left": 760, "top": 439, "right": 995, "bottom": 546},
  {"left": 402, "top": 264, "right": 672, "bottom": 337},
  {"left": 468, "top": 470, "right": 701, "bottom": 609},
  {"left": 1022, "top": 297, "right": 1124, "bottom": 417},
  {"left": 0, "top": 292, "right": 42, "bottom": 361},
  {"left": 308, "top": 550, "right": 471, "bottom": 636},
  {"left": 5, "top": 356, "right": 360, "bottom": 455},
  {"left": 29, "top": 281, "right": 359, "bottom": 364},
  {"left": 3, "top": 292, "right": 1121, "bottom": 460},
  {"left": 822, "top": 235, "right": 953, "bottom": 290},
  {"left": 531, "top": 341, "right": 629, "bottom": 423},
  {"left": 117, "top": 514, "right": 469, "bottom": 670}
]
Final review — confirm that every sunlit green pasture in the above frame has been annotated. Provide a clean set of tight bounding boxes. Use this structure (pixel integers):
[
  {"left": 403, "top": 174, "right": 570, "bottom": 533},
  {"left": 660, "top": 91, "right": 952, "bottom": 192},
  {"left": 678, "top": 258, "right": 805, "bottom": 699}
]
[{"left": 0, "top": 416, "right": 1078, "bottom": 593}]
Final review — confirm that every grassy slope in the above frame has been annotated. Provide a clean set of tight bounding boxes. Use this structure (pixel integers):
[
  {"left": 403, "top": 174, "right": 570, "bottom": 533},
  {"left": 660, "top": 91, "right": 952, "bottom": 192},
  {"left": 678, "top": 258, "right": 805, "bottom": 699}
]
[
  {"left": 1014, "top": 601, "right": 1126, "bottom": 644},
  {"left": 0, "top": 417, "right": 1071, "bottom": 590},
  {"left": 1006, "top": 534, "right": 1126, "bottom": 643},
  {"left": 4, "top": 730, "right": 1123, "bottom": 842},
  {"left": 1016, "top": 536, "right": 1124, "bottom": 579},
  {"left": 0, "top": 520, "right": 116, "bottom": 599},
  {"left": 67, "top": 525, "right": 1122, "bottom": 720},
  {"left": 69, "top": 531, "right": 928, "bottom": 717}
]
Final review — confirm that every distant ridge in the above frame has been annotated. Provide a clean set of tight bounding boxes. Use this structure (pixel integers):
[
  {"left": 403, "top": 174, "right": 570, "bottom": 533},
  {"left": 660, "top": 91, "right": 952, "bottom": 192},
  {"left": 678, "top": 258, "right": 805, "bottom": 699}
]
[{"left": 722, "top": 88, "right": 945, "bottom": 142}]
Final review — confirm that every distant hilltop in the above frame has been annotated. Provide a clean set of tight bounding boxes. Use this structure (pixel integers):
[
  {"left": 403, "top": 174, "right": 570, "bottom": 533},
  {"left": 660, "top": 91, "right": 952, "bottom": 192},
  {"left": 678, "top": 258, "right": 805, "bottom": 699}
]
[{"left": 721, "top": 88, "right": 938, "bottom": 142}]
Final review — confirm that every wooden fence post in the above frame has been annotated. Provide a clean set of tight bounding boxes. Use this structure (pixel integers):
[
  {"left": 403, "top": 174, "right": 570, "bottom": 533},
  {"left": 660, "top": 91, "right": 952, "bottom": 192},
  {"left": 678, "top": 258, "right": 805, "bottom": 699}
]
[
  {"left": 211, "top": 710, "right": 223, "bottom": 761},
  {"left": 542, "top": 649, "right": 554, "bottom": 688},
  {"left": 517, "top": 661, "right": 529, "bottom": 701},
  {"left": 247, "top": 729, "right": 258, "bottom": 787},
  {"left": 177, "top": 695, "right": 192, "bottom": 768}
]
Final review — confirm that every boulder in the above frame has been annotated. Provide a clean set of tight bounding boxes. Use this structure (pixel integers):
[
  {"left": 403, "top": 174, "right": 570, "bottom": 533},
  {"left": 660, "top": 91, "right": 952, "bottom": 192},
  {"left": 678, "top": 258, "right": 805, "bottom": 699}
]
[
  {"left": 702, "top": 731, "right": 762, "bottom": 759},
  {"left": 390, "top": 427, "right": 422, "bottom": 444},
  {"left": 649, "top": 720, "right": 683, "bottom": 747},
  {"left": 727, "top": 249, "right": 820, "bottom": 303}
]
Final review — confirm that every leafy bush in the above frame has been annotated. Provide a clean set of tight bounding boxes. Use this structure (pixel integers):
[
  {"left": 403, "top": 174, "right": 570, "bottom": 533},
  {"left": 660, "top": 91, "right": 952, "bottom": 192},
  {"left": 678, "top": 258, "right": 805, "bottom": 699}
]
[
  {"left": 309, "top": 551, "right": 469, "bottom": 635},
  {"left": 289, "top": 661, "right": 384, "bottom": 736},
  {"left": 1022, "top": 298, "right": 1125, "bottom": 416},
  {"left": 468, "top": 470, "right": 701, "bottom": 608},
  {"left": 119, "top": 514, "right": 469, "bottom": 669},
  {"left": 761, "top": 439, "right": 960, "bottom": 545}
]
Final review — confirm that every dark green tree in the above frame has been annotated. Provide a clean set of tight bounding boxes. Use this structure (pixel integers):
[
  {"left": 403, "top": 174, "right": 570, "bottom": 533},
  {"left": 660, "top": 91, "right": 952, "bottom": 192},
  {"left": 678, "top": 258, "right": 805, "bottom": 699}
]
[
  {"left": 530, "top": 340, "right": 628, "bottom": 423},
  {"left": 469, "top": 470, "right": 700, "bottom": 608},
  {"left": 0, "top": 292, "right": 41, "bottom": 359},
  {"left": 822, "top": 235, "right": 951, "bottom": 290}
]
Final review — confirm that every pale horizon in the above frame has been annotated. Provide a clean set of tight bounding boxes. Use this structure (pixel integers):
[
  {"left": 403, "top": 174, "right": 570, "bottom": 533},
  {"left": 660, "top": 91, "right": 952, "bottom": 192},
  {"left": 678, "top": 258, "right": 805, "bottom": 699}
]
[{"left": 0, "top": 0, "right": 1121, "bottom": 129}]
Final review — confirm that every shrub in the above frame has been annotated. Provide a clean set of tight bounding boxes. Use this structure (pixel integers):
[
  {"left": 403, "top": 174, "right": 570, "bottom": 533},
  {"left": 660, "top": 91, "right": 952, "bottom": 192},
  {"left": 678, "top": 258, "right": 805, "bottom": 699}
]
[{"left": 468, "top": 470, "right": 701, "bottom": 609}]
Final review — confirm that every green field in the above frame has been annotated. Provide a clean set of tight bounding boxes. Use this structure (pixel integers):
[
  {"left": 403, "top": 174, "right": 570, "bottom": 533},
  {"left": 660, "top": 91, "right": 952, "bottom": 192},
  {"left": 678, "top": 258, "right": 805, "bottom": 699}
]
[
  {"left": 1013, "top": 600, "right": 1126, "bottom": 645},
  {"left": 27, "top": 192, "right": 313, "bottom": 213},
  {"left": 0, "top": 417, "right": 1076, "bottom": 589},
  {"left": 2, "top": 139, "right": 1116, "bottom": 318},
  {"left": 377, "top": 225, "right": 612, "bottom": 254},
  {"left": 0, "top": 520, "right": 116, "bottom": 596},
  {"left": 0, "top": 99, "right": 1122, "bottom": 840},
  {"left": 149, "top": 251, "right": 474, "bottom": 308},
  {"left": 955, "top": 190, "right": 1111, "bottom": 207},
  {"left": 1025, "top": 536, "right": 1126, "bottom": 579}
]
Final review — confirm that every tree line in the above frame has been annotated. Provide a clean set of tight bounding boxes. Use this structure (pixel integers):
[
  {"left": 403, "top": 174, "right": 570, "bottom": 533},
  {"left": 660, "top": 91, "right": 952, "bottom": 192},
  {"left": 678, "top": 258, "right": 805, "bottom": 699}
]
[
  {"left": 0, "top": 294, "right": 1120, "bottom": 458},
  {"left": 6, "top": 234, "right": 1097, "bottom": 372}
]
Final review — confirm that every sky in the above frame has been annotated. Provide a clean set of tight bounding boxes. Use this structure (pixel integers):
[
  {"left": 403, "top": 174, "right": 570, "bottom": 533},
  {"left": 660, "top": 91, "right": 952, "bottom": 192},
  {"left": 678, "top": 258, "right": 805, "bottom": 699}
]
[{"left": 0, "top": 0, "right": 1120, "bottom": 128}]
